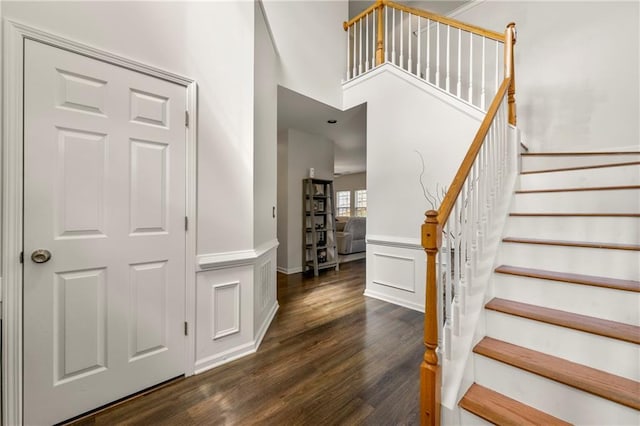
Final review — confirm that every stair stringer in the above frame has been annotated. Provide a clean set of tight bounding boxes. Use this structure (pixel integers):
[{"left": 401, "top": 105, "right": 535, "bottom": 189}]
[{"left": 440, "top": 157, "right": 520, "bottom": 415}]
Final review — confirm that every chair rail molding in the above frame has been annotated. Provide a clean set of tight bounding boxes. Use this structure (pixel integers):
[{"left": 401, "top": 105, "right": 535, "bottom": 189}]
[{"left": 197, "top": 239, "right": 280, "bottom": 271}]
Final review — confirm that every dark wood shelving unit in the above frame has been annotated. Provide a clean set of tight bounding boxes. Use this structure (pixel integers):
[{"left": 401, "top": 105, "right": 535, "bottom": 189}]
[{"left": 302, "top": 178, "right": 339, "bottom": 276}]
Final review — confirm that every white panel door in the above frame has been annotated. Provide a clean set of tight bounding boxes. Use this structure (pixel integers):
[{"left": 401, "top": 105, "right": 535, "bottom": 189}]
[{"left": 23, "top": 40, "right": 187, "bottom": 425}]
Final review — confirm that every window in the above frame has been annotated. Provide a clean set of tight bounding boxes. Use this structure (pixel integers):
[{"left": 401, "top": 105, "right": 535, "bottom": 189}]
[
  {"left": 354, "top": 189, "right": 367, "bottom": 217},
  {"left": 336, "top": 190, "right": 351, "bottom": 217}
]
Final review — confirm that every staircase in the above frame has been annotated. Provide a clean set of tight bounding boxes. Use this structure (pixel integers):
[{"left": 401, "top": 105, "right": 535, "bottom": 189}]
[{"left": 459, "top": 152, "right": 640, "bottom": 425}]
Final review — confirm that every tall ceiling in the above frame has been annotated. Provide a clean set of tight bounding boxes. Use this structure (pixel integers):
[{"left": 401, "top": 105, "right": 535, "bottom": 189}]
[
  {"left": 277, "top": 1, "right": 468, "bottom": 176},
  {"left": 278, "top": 86, "right": 367, "bottom": 176}
]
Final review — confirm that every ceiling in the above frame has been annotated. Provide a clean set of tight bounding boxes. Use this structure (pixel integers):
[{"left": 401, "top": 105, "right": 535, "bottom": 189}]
[
  {"left": 277, "top": 86, "right": 367, "bottom": 176},
  {"left": 276, "top": 1, "right": 467, "bottom": 177}
]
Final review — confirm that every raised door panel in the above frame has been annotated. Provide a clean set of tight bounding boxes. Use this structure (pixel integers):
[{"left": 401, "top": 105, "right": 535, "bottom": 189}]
[{"left": 54, "top": 268, "right": 107, "bottom": 385}]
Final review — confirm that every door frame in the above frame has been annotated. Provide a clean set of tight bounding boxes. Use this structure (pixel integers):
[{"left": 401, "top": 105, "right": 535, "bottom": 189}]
[{"left": 2, "top": 20, "right": 198, "bottom": 426}]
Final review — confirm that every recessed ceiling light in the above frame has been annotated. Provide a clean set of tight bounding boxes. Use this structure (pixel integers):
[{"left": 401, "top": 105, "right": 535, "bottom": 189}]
[{"left": 327, "top": 119, "right": 337, "bottom": 124}]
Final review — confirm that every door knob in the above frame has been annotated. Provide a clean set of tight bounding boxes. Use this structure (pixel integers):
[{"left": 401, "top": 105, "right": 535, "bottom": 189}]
[{"left": 31, "top": 249, "right": 52, "bottom": 264}]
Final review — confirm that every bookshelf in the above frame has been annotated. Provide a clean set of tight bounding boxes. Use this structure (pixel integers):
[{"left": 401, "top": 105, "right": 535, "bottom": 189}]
[{"left": 302, "top": 178, "right": 339, "bottom": 276}]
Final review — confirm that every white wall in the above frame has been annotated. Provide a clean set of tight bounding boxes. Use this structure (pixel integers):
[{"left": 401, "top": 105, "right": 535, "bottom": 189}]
[
  {"left": 452, "top": 0, "right": 640, "bottom": 152},
  {"left": 276, "top": 130, "right": 289, "bottom": 271},
  {"left": 3, "top": 0, "right": 256, "bottom": 255},
  {"left": 335, "top": 171, "right": 366, "bottom": 193},
  {"left": 277, "top": 128, "right": 334, "bottom": 273},
  {"left": 254, "top": 2, "right": 278, "bottom": 249},
  {"left": 344, "top": 64, "right": 483, "bottom": 310},
  {"left": 262, "top": 0, "right": 348, "bottom": 109}
]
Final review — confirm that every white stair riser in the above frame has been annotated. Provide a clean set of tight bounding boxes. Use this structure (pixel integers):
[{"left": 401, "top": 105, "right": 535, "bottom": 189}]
[
  {"left": 459, "top": 408, "right": 493, "bottom": 425},
  {"left": 504, "top": 216, "right": 640, "bottom": 244},
  {"left": 496, "top": 244, "right": 640, "bottom": 281},
  {"left": 521, "top": 155, "right": 640, "bottom": 172},
  {"left": 485, "top": 311, "right": 640, "bottom": 380},
  {"left": 474, "top": 355, "right": 640, "bottom": 425},
  {"left": 519, "top": 164, "right": 640, "bottom": 190},
  {"left": 512, "top": 190, "right": 639, "bottom": 214},
  {"left": 492, "top": 274, "right": 639, "bottom": 325}
]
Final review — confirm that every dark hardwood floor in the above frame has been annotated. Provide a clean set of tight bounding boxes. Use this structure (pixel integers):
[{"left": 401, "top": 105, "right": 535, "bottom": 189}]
[{"left": 71, "top": 260, "right": 424, "bottom": 425}]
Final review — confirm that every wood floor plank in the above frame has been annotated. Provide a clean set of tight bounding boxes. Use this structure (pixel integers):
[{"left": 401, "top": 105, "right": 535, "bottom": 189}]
[
  {"left": 474, "top": 337, "right": 640, "bottom": 410},
  {"left": 459, "top": 383, "right": 572, "bottom": 426},
  {"left": 66, "top": 260, "right": 423, "bottom": 426},
  {"left": 486, "top": 298, "right": 640, "bottom": 344},
  {"left": 495, "top": 265, "right": 640, "bottom": 293}
]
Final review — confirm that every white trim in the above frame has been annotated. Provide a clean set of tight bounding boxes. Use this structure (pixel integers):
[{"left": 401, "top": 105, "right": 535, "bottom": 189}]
[
  {"left": 198, "top": 239, "right": 279, "bottom": 271},
  {"left": 343, "top": 63, "right": 486, "bottom": 121},
  {"left": 184, "top": 80, "right": 198, "bottom": 378},
  {"left": 194, "top": 341, "right": 257, "bottom": 375},
  {"left": 2, "top": 20, "right": 198, "bottom": 424},
  {"left": 363, "top": 288, "right": 425, "bottom": 313},
  {"left": 193, "top": 300, "right": 278, "bottom": 375},
  {"left": 2, "top": 20, "right": 25, "bottom": 426},
  {"left": 276, "top": 266, "right": 303, "bottom": 275},
  {"left": 255, "top": 239, "right": 280, "bottom": 259},
  {"left": 371, "top": 252, "right": 416, "bottom": 293},
  {"left": 254, "top": 301, "right": 279, "bottom": 349},
  {"left": 211, "top": 281, "right": 241, "bottom": 340},
  {"left": 367, "top": 234, "right": 423, "bottom": 250}
]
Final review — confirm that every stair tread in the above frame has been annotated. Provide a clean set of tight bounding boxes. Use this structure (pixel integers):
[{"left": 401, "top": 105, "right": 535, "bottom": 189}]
[
  {"left": 510, "top": 212, "right": 640, "bottom": 217},
  {"left": 459, "top": 383, "right": 572, "bottom": 426},
  {"left": 502, "top": 236, "right": 640, "bottom": 251},
  {"left": 516, "top": 185, "right": 640, "bottom": 194},
  {"left": 486, "top": 298, "right": 640, "bottom": 344},
  {"left": 521, "top": 161, "right": 640, "bottom": 175},
  {"left": 495, "top": 265, "right": 640, "bottom": 293},
  {"left": 522, "top": 152, "right": 640, "bottom": 156},
  {"left": 474, "top": 337, "right": 640, "bottom": 410}
]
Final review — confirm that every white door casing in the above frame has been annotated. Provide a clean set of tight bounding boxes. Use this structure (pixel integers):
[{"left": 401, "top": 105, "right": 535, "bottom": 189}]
[{"left": 23, "top": 39, "right": 187, "bottom": 425}]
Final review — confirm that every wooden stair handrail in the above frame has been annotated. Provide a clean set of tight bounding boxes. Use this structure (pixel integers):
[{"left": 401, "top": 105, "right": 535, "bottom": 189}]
[
  {"left": 437, "top": 77, "right": 511, "bottom": 225},
  {"left": 385, "top": 1, "right": 505, "bottom": 42},
  {"left": 344, "top": 0, "right": 505, "bottom": 42},
  {"left": 421, "top": 21, "right": 515, "bottom": 422},
  {"left": 343, "top": 0, "right": 381, "bottom": 30}
]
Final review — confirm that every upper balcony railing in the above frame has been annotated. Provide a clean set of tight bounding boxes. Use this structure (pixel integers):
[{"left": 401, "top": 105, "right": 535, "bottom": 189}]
[{"left": 343, "top": 0, "right": 516, "bottom": 125}]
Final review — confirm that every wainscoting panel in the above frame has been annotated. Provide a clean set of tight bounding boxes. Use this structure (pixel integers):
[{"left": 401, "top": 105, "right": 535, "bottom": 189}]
[
  {"left": 372, "top": 252, "right": 415, "bottom": 292},
  {"left": 254, "top": 247, "right": 278, "bottom": 347},
  {"left": 210, "top": 281, "right": 240, "bottom": 340},
  {"left": 193, "top": 241, "right": 279, "bottom": 374},
  {"left": 365, "top": 239, "right": 426, "bottom": 312},
  {"left": 194, "top": 265, "right": 253, "bottom": 373}
]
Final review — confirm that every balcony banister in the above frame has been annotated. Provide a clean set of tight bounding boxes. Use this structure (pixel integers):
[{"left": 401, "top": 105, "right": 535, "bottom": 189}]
[
  {"left": 385, "top": 1, "right": 505, "bottom": 42},
  {"left": 343, "top": 0, "right": 382, "bottom": 30}
]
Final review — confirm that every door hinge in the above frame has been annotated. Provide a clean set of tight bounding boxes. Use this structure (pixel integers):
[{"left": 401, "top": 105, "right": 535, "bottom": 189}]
[
  {"left": 185, "top": 216, "right": 188, "bottom": 231},
  {"left": 184, "top": 321, "right": 188, "bottom": 336},
  {"left": 185, "top": 111, "right": 189, "bottom": 128},
  {"left": 19, "top": 252, "right": 24, "bottom": 264}
]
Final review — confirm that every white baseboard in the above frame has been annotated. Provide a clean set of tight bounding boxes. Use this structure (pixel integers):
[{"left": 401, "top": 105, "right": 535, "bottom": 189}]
[
  {"left": 255, "top": 301, "right": 278, "bottom": 349},
  {"left": 276, "top": 266, "right": 302, "bottom": 275},
  {"left": 363, "top": 288, "right": 425, "bottom": 313},
  {"left": 194, "top": 300, "right": 279, "bottom": 375},
  {"left": 194, "top": 341, "right": 256, "bottom": 375}
]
